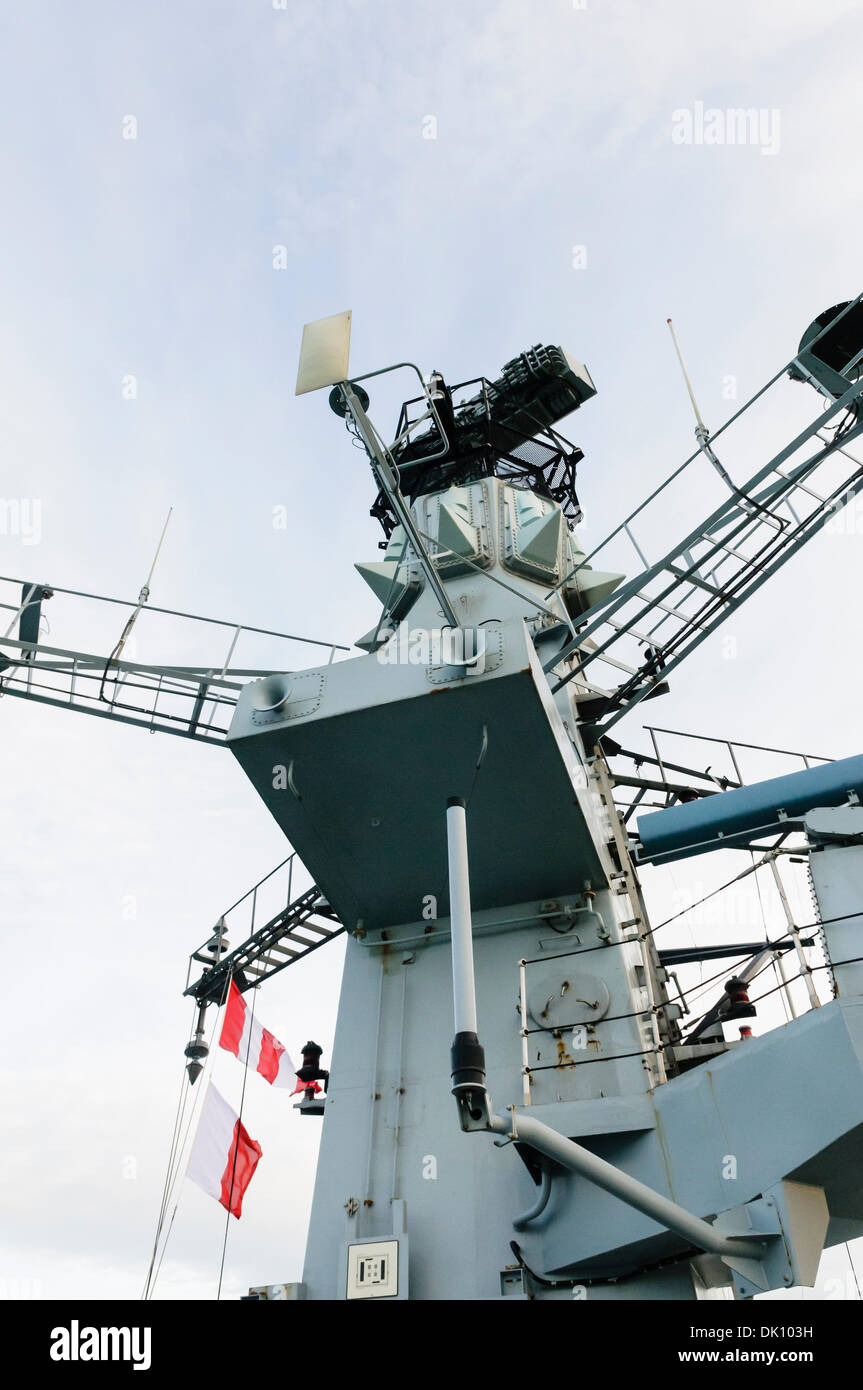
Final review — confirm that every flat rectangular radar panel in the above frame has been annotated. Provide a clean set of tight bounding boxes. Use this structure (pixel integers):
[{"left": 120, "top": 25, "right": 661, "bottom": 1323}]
[{"left": 295, "top": 310, "right": 352, "bottom": 395}]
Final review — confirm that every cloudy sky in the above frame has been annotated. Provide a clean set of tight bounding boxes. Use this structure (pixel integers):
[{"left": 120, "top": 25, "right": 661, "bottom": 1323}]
[{"left": 2, "top": 0, "right": 863, "bottom": 1301}]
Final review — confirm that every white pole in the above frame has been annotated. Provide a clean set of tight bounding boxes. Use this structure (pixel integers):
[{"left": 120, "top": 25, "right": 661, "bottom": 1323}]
[
  {"left": 667, "top": 318, "right": 708, "bottom": 435},
  {"left": 446, "top": 797, "right": 478, "bottom": 1035},
  {"left": 768, "top": 854, "right": 821, "bottom": 1011}
]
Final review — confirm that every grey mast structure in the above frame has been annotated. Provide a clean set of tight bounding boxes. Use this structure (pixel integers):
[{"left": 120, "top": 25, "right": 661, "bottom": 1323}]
[
  {"left": 7, "top": 298, "right": 863, "bottom": 1300},
  {"left": 219, "top": 300, "right": 863, "bottom": 1300}
]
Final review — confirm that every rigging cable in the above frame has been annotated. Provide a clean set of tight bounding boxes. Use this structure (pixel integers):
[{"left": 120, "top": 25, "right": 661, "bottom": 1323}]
[
  {"left": 142, "top": 998, "right": 199, "bottom": 1300},
  {"left": 143, "top": 991, "right": 226, "bottom": 1300},
  {"left": 646, "top": 855, "right": 772, "bottom": 935}
]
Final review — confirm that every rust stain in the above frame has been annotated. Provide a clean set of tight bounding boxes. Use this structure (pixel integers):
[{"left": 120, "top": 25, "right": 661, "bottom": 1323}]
[{"left": 555, "top": 1036, "right": 577, "bottom": 1070}]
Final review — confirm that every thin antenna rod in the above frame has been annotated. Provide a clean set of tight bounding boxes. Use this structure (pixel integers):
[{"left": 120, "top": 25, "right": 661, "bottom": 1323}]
[
  {"left": 667, "top": 318, "right": 708, "bottom": 437},
  {"left": 142, "top": 507, "right": 173, "bottom": 602},
  {"left": 99, "top": 507, "right": 174, "bottom": 698},
  {"left": 666, "top": 319, "right": 779, "bottom": 529}
]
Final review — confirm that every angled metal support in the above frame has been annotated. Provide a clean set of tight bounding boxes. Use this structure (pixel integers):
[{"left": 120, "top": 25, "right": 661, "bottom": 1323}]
[
  {"left": 337, "top": 381, "right": 460, "bottom": 629},
  {"left": 658, "top": 939, "right": 812, "bottom": 968},
  {"left": 544, "top": 362, "right": 863, "bottom": 734},
  {"left": 487, "top": 1108, "right": 769, "bottom": 1263}
]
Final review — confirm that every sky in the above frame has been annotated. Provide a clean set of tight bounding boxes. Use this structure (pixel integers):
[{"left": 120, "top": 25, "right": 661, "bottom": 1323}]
[{"left": 2, "top": 0, "right": 863, "bottom": 1302}]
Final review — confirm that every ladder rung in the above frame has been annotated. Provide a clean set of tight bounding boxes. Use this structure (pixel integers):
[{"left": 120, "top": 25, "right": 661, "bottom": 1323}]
[
  {"left": 633, "top": 591, "right": 710, "bottom": 631},
  {"left": 571, "top": 645, "right": 640, "bottom": 678},
  {"left": 599, "top": 614, "right": 657, "bottom": 646},
  {"left": 244, "top": 930, "right": 327, "bottom": 967},
  {"left": 770, "top": 466, "right": 827, "bottom": 506},
  {"left": 280, "top": 931, "right": 324, "bottom": 948},
  {"left": 708, "top": 538, "right": 766, "bottom": 567},
  {"left": 666, "top": 564, "right": 728, "bottom": 599},
  {"left": 290, "top": 919, "right": 333, "bottom": 936}
]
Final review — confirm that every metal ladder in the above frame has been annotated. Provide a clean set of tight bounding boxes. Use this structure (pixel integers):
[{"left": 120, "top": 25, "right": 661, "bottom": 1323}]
[
  {"left": 547, "top": 371, "right": 863, "bottom": 734},
  {"left": 186, "top": 884, "right": 344, "bottom": 1004}
]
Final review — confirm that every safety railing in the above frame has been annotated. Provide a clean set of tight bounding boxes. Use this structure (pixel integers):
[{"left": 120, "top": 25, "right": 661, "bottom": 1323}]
[
  {"left": 0, "top": 575, "right": 350, "bottom": 742},
  {"left": 544, "top": 296, "right": 863, "bottom": 734},
  {"left": 184, "top": 853, "right": 344, "bottom": 1004}
]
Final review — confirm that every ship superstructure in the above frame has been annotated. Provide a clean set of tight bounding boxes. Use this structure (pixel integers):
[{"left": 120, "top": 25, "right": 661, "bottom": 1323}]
[{"left": 6, "top": 298, "right": 863, "bottom": 1300}]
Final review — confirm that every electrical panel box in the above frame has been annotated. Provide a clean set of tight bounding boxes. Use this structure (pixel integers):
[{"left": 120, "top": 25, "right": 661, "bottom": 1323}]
[
  {"left": 345, "top": 1240, "right": 400, "bottom": 1300},
  {"left": 500, "top": 1268, "right": 528, "bottom": 1298}
]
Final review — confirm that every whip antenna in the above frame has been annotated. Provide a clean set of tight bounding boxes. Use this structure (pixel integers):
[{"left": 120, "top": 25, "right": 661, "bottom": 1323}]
[
  {"left": 667, "top": 317, "right": 709, "bottom": 437},
  {"left": 667, "top": 318, "right": 779, "bottom": 527},
  {"left": 100, "top": 507, "right": 173, "bottom": 698}
]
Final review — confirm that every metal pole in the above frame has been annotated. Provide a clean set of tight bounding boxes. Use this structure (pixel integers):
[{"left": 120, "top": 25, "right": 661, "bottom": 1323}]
[
  {"left": 340, "top": 382, "right": 460, "bottom": 629},
  {"left": 519, "top": 959, "right": 531, "bottom": 1107},
  {"left": 489, "top": 1110, "right": 765, "bottom": 1262},
  {"left": 768, "top": 854, "right": 820, "bottom": 1010},
  {"left": 648, "top": 727, "right": 670, "bottom": 800},
  {"left": 753, "top": 854, "right": 797, "bottom": 1021},
  {"left": 446, "top": 797, "right": 488, "bottom": 1120},
  {"left": 446, "top": 797, "right": 477, "bottom": 1035},
  {"left": 512, "top": 1165, "right": 552, "bottom": 1230}
]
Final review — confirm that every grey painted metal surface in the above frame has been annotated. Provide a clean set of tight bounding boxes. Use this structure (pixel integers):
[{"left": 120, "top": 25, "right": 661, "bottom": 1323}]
[
  {"left": 5, "top": 309, "right": 863, "bottom": 1300},
  {"left": 485, "top": 1110, "right": 767, "bottom": 1262},
  {"left": 222, "top": 463, "right": 863, "bottom": 1299},
  {"left": 228, "top": 617, "right": 606, "bottom": 931},
  {"left": 531, "top": 999, "right": 863, "bottom": 1282}
]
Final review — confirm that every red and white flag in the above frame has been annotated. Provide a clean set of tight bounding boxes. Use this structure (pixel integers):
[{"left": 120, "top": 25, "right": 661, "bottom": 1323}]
[
  {"left": 219, "top": 979, "right": 295, "bottom": 1088},
  {"left": 187, "top": 1082, "right": 262, "bottom": 1219}
]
